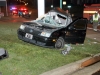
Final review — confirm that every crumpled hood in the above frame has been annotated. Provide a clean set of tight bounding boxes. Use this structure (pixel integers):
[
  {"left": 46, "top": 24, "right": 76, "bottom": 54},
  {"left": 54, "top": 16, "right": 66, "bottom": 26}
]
[{"left": 22, "top": 21, "right": 60, "bottom": 33}]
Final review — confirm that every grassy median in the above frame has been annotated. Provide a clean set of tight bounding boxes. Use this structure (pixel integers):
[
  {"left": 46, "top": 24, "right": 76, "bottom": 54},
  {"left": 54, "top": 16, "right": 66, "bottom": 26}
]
[{"left": 0, "top": 22, "right": 100, "bottom": 75}]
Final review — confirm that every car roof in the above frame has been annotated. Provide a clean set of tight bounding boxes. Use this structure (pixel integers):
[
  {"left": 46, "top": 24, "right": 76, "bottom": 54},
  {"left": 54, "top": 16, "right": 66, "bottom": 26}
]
[{"left": 49, "top": 7, "right": 69, "bottom": 17}]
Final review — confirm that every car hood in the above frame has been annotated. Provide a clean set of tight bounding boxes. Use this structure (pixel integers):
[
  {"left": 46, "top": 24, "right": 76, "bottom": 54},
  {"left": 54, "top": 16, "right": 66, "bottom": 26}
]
[{"left": 22, "top": 21, "right": 62, "bottom": 33}]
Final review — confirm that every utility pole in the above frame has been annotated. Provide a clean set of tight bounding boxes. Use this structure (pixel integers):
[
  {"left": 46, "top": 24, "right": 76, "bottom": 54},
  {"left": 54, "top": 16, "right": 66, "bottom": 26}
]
[
  {"left": 37, "top": 0, "right": 45, "bottom": 17},
  {"left": 60, "top": 0, "right": 62, "bottom": 9},
  {"left": 6, "top": 0, "right": 8, "bottom": 16}
]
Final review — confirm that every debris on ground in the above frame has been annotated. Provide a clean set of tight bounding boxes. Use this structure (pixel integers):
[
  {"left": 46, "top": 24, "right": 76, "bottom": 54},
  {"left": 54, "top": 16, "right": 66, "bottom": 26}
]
[
  {"left": 0, "top": 48, "right": 8, "bottom": 60},
  {"left": 61, "top": 44, "right": 72, "bottom": 55}
]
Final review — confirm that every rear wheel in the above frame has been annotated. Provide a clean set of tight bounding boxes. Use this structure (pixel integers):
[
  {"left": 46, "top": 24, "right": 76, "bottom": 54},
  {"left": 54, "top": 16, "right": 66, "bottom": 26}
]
[
  {"left": 55, "top": 37, "right": 65, "bottom": 49},
  {"left": 19, "top": 14, "right": 20, "bottom": 17}
]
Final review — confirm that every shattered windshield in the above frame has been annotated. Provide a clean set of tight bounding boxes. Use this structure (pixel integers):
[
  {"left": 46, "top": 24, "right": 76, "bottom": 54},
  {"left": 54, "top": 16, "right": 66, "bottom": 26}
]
[{"left": 36, "top": 13, "right": 67, "bottom": 27}]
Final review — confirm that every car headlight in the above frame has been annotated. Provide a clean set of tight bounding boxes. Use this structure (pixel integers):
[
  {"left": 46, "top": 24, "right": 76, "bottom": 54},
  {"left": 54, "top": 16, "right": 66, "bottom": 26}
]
[
  {"left": 20, "top": 25, "right": 25, "bottom": 30},
  {"left": 29, "top": 12, "right": 32, "bottom": 14},
  {"left": 40, "top": 32, "right": 51, "bottom": 37},
  {"left": 23, "top": 12, "right": 25, "bottom": 15}
]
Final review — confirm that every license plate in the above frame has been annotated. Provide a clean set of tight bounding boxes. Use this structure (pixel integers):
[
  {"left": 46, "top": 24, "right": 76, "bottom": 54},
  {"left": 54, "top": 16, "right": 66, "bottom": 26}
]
[{"left": 25, "top": 33, "right": 33, "bottom": 39}]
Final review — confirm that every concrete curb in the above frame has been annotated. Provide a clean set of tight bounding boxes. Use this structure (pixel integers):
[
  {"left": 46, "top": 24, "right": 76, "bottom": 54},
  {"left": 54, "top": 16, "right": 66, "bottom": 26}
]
[{"left": 40, "top": 53, "right": 100, "bottom": 75}]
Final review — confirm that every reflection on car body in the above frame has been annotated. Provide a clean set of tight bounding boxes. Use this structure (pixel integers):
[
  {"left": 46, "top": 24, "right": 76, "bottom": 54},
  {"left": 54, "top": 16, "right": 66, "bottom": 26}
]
[{"left": 17, "top": 7, "right": 88, "bottom": 49}]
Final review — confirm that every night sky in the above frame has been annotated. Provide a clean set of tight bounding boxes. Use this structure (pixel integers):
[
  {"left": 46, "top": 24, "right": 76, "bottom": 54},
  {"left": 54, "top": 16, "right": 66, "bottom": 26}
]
[
  {"left": 5, "top": 0, "right": 100, "bottom": 20},
  {"left": 7, "top": 0, "right": 100, "bottom": 7}
]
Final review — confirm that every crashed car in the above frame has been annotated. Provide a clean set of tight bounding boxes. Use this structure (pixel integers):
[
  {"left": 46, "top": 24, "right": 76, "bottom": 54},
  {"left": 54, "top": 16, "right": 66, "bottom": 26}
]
[{"left": 17, "top": 7, "right": 88, "bottom": 49}]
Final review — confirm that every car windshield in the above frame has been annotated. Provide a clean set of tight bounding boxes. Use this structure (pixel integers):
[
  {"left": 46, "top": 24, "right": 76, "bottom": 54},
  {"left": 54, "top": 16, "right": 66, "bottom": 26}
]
[{"left": 36, "top": 13, "right": 67, "bottom": 27}]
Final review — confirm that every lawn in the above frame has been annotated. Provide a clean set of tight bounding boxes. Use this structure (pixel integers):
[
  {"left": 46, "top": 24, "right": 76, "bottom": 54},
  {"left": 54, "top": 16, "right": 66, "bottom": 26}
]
[{"left": 0, "top": 22, "right": 100, "bottom": 75}]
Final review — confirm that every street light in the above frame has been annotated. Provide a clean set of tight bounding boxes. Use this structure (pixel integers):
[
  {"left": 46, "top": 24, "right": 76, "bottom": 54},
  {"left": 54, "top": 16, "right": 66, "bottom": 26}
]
[
  {"left": 62, "top": 1, "right": 66, "bottom": 10},
  {"left": 51, "top": 5, "right": 53, "bottom": 8},
  {"left": 67, "top": 5, "right": 71, "bottom": 12},
  {"left": 67, "top": 5, "right": 71, "bottom": 8},
  {"left": 63, "top": 1, "right": 66, "bottom": 5},
  {"left": 51, "top": 0, "right": 53, "bottom": 8}
]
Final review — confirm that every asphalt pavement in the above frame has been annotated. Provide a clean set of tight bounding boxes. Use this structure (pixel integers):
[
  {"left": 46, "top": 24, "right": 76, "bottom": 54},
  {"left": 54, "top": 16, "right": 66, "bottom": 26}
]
[{"left": 86, "top": 27, "right": 100, "bottom": 42}]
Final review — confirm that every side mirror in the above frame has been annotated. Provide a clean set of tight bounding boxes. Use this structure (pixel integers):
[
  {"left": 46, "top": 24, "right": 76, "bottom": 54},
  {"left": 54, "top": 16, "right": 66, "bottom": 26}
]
[{"left": 0, "top": 48, "right": 8, "bottom": 60}]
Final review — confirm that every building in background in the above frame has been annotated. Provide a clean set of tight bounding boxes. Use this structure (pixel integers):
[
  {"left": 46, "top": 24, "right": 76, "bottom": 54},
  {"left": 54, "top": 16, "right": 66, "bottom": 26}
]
[
  {"left": 0, "top": 0, "right": 7, "bottom": 17},
  {"left": 83, "top": 4, "right": 100, "bottom": 23}
]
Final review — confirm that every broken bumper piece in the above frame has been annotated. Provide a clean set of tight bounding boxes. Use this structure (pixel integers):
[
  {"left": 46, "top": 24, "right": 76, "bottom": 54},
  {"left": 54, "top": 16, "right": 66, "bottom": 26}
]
[{"left": 0, "top": 48, "right": 8, "bottom": 60}]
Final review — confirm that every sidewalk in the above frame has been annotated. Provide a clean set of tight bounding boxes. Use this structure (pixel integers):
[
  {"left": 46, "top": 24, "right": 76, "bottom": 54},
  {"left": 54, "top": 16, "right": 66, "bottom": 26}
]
[
  {"left": 69, "top": 61, "right": 100, "bottom": 75},
  {"left": 40, "top": 54, "right": 100, "bottom": 75},
  {"left": 86, "top": 27, "right": 100, "bottom": 42},
  {"left": 40, "top": 28, "right": 100, "bottom": 75}
]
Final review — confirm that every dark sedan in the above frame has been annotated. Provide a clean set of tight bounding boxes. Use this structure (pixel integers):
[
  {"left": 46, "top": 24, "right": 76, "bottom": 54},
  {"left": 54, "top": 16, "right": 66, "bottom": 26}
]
[{"left": 17, "top": 7, "right": 88, "bottom": 49}]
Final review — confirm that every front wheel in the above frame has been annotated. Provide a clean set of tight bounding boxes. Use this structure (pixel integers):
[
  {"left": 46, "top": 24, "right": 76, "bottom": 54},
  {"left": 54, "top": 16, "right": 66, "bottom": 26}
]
[{"left": 55, "top": 37, "right": 65, "bottom": 49}]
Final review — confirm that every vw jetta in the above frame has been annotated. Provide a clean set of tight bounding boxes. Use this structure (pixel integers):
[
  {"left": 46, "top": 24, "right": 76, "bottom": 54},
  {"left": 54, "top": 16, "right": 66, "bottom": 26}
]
[{"left": 17, "top": 7, "right": 88, "bottom": 49}]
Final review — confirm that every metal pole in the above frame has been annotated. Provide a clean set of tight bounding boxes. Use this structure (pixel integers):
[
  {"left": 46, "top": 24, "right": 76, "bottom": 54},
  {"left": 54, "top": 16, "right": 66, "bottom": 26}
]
[
  {"left": 51, "top": 0, "right": 53, "bottom": 8},
  {"left": 0, "top": 7, "right": 1, "bottom": 18},
  {"left": 6, "top": 0, "right": 8, "bottom": 16},
  {"left": 60, "top": 0, "right": 62, "bottom": 9}
]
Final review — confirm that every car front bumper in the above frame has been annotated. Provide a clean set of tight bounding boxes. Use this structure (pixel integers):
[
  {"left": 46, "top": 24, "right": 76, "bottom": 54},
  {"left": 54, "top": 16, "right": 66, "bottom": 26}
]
[{"left": 17, "top": 29, "right": 56, "bottom": 48}]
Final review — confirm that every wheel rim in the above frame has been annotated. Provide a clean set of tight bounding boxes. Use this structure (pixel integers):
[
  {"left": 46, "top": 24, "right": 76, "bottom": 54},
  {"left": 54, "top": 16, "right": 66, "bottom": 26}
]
[
  {"left": 55, "top": 39, "right": 63, "bottom": 49},
  {"left": 55, "top": 40, "right": 63, "bottom": 49}
]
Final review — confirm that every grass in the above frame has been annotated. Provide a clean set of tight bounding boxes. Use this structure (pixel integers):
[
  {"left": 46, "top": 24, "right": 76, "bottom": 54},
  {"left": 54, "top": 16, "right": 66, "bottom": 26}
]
[{"left": 0, "top": 22, "right": 100, "bottom": 75}]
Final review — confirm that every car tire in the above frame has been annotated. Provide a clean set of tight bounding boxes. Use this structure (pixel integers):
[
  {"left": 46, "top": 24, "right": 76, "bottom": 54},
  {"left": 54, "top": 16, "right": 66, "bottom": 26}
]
[
  {"left": 22, "top": 15, "right": 24, "bottom": 17},
  {"left": 28, "top": 15, "right": 30, "bottom": 17},
  {"left": 19, "top": 15, "right": 20, "bottom": 17},
  {"left": 55, "top": 37, "right": 65, "bottom": 49}
]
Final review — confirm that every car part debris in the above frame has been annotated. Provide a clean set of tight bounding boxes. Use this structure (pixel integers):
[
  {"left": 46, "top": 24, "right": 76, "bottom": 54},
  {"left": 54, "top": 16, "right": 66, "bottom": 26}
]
[{"left": 0, "top": 48, "right": 8, "bottom": 60}]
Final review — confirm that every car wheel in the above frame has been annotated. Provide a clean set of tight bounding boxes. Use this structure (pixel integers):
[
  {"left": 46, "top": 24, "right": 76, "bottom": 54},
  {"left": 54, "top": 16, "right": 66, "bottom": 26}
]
[
  {"left": 12, "top": 13, "right": 14, "bottom": 15},
  {"left": 22, "top": 15, "right": 24, "bottom": 17},
  {"left": 19, "top": 14, "right": 20, "bottom": 17},
  {"left": 28, "top": 15, "right": 30, "bottom": 17},
  {"left": 55, "top": 37, "right": 65, "bottom": 49}
]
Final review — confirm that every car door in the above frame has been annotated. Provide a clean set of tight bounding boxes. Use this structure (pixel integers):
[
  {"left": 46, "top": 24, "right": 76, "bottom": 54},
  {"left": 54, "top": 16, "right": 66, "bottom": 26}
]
[{"left": 65, "top": 18, "right": 88, "bottom": 44}]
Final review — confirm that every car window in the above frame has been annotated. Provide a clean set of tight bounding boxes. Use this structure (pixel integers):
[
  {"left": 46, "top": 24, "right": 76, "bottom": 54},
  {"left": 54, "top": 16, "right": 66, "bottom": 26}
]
[
  {"left": 73, "top": 19, "right": 87, "bottom": 30},
  {"left": 57, "top": 14, "right": 66, "bottom": 25}
]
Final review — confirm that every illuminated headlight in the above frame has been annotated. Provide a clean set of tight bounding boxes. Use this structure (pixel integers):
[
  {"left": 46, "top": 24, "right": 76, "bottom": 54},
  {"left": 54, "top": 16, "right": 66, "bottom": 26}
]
[
  {"left": 40, "top": 32, "right": 51, "bottom": 37},
  {"left": 29, "top": 12, "right": 32, "bottom": 14},
  {"left": 23, "top": 12, "right": 25, "bottom": 15},
  {"left": 20, "top": 25, "right": 25, "bottom": 30}
]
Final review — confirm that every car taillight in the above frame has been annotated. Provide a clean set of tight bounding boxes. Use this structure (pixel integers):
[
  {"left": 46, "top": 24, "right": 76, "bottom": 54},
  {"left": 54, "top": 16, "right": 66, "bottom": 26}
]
[
  {"left": 13, "top": 11, "right": 17, "bottom": 13},
  {"left": 24, "top": 9, "right": 27, "bottom": 10},
  {"left": 13, "top": 11, "right": 15, "bottom": 12}
]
